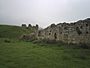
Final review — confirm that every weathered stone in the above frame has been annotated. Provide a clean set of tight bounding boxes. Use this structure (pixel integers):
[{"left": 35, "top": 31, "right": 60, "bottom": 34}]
[
  {"left": 22, "top": 24, "right": 26, "bottom": 28},
  {"left": 28, "top": 24, "right": 32, "bottom": 27},
  {"left": 20, "top": 33, "right": 36, "bottom": 41},
  {"left": 36, "top": 18, "right": 90, "bottom": 44}
]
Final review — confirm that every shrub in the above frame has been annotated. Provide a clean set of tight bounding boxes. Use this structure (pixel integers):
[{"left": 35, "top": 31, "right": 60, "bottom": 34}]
[
  {"left": 79, "top": 43, "right": 89, "bottom": 49},
  {"left": 4, "top": 39, "right": 11, "bottom": 43}
]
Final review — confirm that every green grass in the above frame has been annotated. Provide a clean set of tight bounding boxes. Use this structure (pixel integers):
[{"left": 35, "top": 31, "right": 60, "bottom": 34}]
[
  {"left": 0, "top": 38, "right": 90, "bottom": 68},
  {"left": 0, "top": 25, "right": 32, "bottom": 39},
  {"left": 0, "top": 25, "right": 90, "bottom": 68}
]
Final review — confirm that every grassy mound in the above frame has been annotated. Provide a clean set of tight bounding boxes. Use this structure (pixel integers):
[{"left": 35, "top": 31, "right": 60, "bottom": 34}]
[{"left": 0, "top": 25, "right": 32, "bottom": 39}]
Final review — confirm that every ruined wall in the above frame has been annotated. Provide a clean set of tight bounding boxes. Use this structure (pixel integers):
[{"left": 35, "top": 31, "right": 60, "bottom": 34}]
[
  {"left": 37, "top": 18, "right": 90, "bottom": 44},
  {"left": 21, "top": 24, "right": 39, "bottom": 33},
  {"left": 21, "top": 24, "right": 39, "bottom": 41}
]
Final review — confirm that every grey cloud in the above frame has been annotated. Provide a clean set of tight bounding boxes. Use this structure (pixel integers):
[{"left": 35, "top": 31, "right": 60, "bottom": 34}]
[{"left": 0, "top": 0, "right": 90, "bottom": 28}]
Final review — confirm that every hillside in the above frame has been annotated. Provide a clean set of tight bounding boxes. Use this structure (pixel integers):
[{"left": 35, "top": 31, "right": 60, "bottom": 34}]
[{"left": 0, "top": 25, "right": 32, "bottom": 39}]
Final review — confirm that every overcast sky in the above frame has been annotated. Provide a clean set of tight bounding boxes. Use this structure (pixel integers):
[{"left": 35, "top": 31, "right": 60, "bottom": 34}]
[{"left": 0, "top": 0, "right": 90, "bottom": 28}]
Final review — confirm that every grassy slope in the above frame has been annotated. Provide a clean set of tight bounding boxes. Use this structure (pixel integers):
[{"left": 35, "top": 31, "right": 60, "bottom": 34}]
[
  {"left": 0, "top": 39, "right": 90, "bottom": 68},
  {"left": 0, "top": 25, "right": 32, "bottom": 39},
  {"left": 0, "top": 25, "right": 90, "bottom": 68}
]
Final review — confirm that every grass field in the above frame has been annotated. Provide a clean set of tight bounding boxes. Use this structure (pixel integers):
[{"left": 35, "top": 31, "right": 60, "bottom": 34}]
[
  {"left": 0, "top": 38, "right": 90, "bottom": 68},
  {"left": 0, "top": 25, "right": 90, "bottom": 68}
]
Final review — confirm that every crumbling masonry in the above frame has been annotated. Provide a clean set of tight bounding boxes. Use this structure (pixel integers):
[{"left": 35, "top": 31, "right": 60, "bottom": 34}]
[{"left": 36, "top": 18, "right": 90, "bottom": 44}]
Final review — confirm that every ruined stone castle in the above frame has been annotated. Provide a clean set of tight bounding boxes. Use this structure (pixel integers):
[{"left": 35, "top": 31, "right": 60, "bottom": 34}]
[{"left": 36, "top": 18, "right": 90, "bottom": 44}]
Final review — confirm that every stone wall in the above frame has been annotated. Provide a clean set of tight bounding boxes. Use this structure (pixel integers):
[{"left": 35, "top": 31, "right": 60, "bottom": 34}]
[
  {"left": 37, "top": 18, "right": 90, "bottom": 44},
  {"left": 21, "top": 24, "right": 39, "bottom": 41},
  {"left": 21, "top": 24, "right": 39, "bottom": 32}
]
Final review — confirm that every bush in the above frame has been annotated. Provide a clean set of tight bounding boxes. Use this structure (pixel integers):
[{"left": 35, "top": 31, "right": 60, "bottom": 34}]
[
  {"left": 79, "top": 43, "right": 89, "bottom": 49},
  {"left": 4, "top": 39, "right": 11, "bottom": 43}
]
